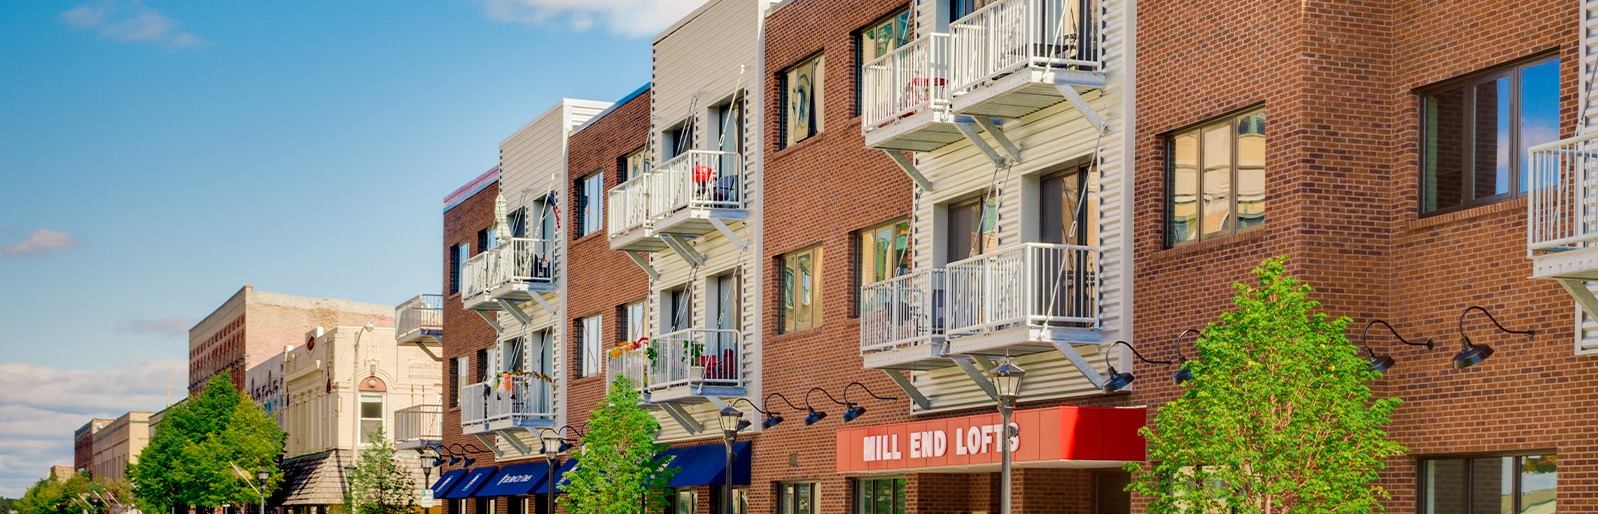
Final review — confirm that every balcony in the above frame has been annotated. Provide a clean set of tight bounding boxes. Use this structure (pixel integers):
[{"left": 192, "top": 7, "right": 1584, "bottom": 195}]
[
  {"left": 395, "top": 294, "right": 443, "bottom": 345},
  {"left": 607, "top": 350, "right": 651, "bottom": 400},
  {"left": 460, "top": 376, "right": 556, "bottom": 436},
  {"left": 393, "top": 404, "right": 442, "bottom": 450},
  {"left": 948, "top": 0, "right": 1105, "bottom": 120},
  {"left": 861, "top": 34, "right": 964, "bottom": 152},
  {"left": 608, "top": 175, "right": 667, "bottom": 252},
  {"left": 608, "top": 329, "right": 745, "bottom": 404},
  {"left": 650, "top": 151, "right": 747, "bottom": 239},
  {"left": 944, "top": 243, "right": 1100, "bottom": 356},
  {"left": 859, "top": 270, "right": 954, "bottom": 370},
  {"left": 460, "top": 238, "right": 557, "bottom": 312},
  {"left": 1528, "top": 133, "right": 1598, "bottom": 324}
]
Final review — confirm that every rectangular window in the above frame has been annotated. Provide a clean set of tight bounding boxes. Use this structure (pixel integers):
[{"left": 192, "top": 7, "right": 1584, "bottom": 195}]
[
  {"left": 1420, "top": 454, "right": 1556, "bottom": 513},
  {"left": 664, "top": 119, "right": 695, "bottom": 160},
  {"left": 1166, "top": 108, "right": 1267, "bottom": 245},
  {"left": 853, "top": 477, "right": 906, "bottom": 514},
  {"left": 665, "top": 286, "right": 690, "bottom": 334},
  {"left": 780, "top": 246, "right": 824, "bottom": 333},
  {"left": 448, "top": 243, "right": 467, "bottom": 294},
  {"left": 1040, "top": 168, "right": 1095, "bottom": 245},
  {"left": 946, "top": 196, "right": 997, "bottom": 263},
  {"left": 576, "top": 172, "right": 604, "bottom": 237},
  {"left": 950, "top": 0, "right": 996, "bottom": 20},
  {"left": 856, "top": 10, "right": 912, "bottom": 114},
  {"left": 778, "top": 482, "right": 818, "bottom": 514},
  {"left": 712, "top": 96, "right": 746, "bottom": 156},
  {"left": 855, "top": 219, "right": 910, "bottom": 314},
  {"left": 781, "top": 55, "right": 825, "bottom": 149},
  {"left": 474, "top": 497, "right": 494, "bottom": 514},
  {"left": 618, "top": 300, "right": 647, "bottom": 343},
  {"left": 577, "top": 315, "right": 603, "bottom": 377},
  {"left": 1421, "top": 56, "right": 1560, "bottom": 214},
  {"left": 358, "top": 393, "right": 384, "bottom": 445},
  {"left": 621, "top": 146, "right": 650, "bottom": 183},
  {"left": 478, "top": 228, "right": 497, "bottom": 253},
  {"left": 508, "top": 207, "right": 528, "bottom": 238},
  {"left": 673, "top": 489, "right": 697, "bottom": 514},
  {"left": 449, "top": 358, "right": 466, "bottom": 408}
]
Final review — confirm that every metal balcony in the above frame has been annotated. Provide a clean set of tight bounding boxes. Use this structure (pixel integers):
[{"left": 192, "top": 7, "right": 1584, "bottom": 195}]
[
  {"left": 649, "top": 151, "right": 747, "bottom": 240},
  {"left": 944, "top": 243, "right": 1101, "bottom": 356},
  {"left": 859, "top": 270, "right": 954, "bottom": 370},
  {"left": 460, "top": 376, "right": 556, "bottom": 436},
  {"left": 640, "top": 328, "right": 745, "bottom": 404},
  {"left": 608, "top": 175, "right": 666, "bottom": 252},
  {"left": 948, "top": 0, "right": 1105, "bottom": 121},
  {"left": 393, "top": 404, "right": 442, "bottom": 451},
  {"left": 461, "top": 238, "right": 557, "bottom": 312},
  {"left": 461, "top": 250, "right": 498, "bottom": 311},
  {"left": 1528, "top": 133, "right": 1598, "bottom": 324},
  {"left": 861, "top": 34, "right": 964, "bottom": 152},
  {"left": 395, "top": 294, "right": 443, "bottom": 345}
]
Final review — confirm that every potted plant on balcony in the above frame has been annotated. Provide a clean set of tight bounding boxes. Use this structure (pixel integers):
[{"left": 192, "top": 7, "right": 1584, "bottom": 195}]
[{"left": 682, "top": 338, "right": 705, "bottom": 384}]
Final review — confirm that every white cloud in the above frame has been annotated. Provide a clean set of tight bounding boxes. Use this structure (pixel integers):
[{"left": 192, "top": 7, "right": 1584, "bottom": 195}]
[
  {"left": 483, "top": 0, "right": 706, "bottom": 37},
  {"left": 1, "top": 228, "right": 76, "bottom": 259},
  {"left": 117, "top": 315, "right": 196, "bottom": 336},
  {"left": 60, "top": 0, "right": 203, "bottom": 48},
  {"left": 0, "top": 360, "right": 185, "bottom": 497}
]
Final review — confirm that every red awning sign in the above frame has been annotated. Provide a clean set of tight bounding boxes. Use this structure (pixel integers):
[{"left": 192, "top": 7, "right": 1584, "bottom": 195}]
[{"left": 836, "top": 406, "right": 1147, "bottom": 474}]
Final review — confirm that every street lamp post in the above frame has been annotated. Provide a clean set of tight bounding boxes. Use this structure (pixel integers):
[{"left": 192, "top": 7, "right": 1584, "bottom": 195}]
[
  {"left": 717, "top": 406, "right": 744, "bottom": 514},
  {"left": 540, "top": 430, "right": 562, "bottom": 514},
  {"left": 255, "top": 469, "right": 270, "bottom": 514},
  {"left": 989, "top": 359, "right": 1025, "bottom": 514}
]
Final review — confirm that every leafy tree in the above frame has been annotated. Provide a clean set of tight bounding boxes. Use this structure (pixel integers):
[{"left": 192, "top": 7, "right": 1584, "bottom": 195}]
[
  {"left": 130, "top": 372, "right": 286, "bottom": 514},
  {"left": 559, "top": 375, "right": 676, "bottom": 514},
  {"left": 15, "top": 473, "right": 115, "bottom": 514},
  {"left": 342, "top": 428, "right": 417, "bottom": 514},
  {"left": 1127, "top": 257, "right": 1406, "bottom": 513}
]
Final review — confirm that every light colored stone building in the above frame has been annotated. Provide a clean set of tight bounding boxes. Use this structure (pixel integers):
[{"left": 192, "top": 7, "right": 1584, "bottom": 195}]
[
  {"left": 88, "top": 411, "right": 151, "bottom": 483},
  {"left": 189, "top": 285, "right": 393, "bottom": 395}
]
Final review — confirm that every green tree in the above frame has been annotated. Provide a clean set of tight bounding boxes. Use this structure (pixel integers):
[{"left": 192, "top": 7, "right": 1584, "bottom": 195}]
[
  {"left": 130, "top": 372, "right": 286, "bottom": 513},
  {"left": 342, "top": 428, "right": 417, "bottom": 514},
  {"left": 1127, "top": 257, "right": 1406, "bottom": 513},
  {"left": 559, "top": 375, "right": 676, "bottom": 514},
  {"left": 15, "top": 473, "right": 113, "bottom": 514}
]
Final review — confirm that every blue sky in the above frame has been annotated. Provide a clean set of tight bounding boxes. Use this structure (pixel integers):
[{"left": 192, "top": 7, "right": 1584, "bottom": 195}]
[{"left": 0, "top": 0, "right": 697, "bottom": 496}]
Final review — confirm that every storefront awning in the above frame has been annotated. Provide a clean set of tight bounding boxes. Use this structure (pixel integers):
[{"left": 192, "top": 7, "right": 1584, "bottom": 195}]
[
  {"left": 661, "top": 441, "right": 751, "bottom": 487},
  {"left": 836, "top": 406, "right": 1146, "bottom": 474},
  {"left": 534, "top": 459, "right": 578, "bottom": 494},
  {"left": 431, "top": 469, "right": 468, "bottom": 499},
  {"left": 441, "top": 467, "right": 499, "bottom": 499},
  {"left": 473, "top": 463, "right": 548, "bottom": 498}
]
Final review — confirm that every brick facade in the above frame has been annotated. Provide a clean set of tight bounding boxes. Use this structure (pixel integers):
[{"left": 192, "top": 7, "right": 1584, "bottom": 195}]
[{"left": 440, "top": 173, "right": 503, "bottom": 514}]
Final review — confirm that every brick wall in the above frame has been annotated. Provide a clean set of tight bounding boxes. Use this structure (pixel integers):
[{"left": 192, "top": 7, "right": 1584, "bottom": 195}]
[{"left": 440, "top": 179, "right": 503, "bottom": 507}]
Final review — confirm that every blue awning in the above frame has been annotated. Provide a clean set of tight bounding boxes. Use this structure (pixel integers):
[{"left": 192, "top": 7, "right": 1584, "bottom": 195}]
[
  {"left": 430, "top": 469, "right": 467, "bottom": 498},
  {"left": 534, "top": 459, "right": 578, "bottom": 494},
  {"left": 661, "top": 441, "right": 751, "bottom": 487},
  {"left": 441, "top": 467, "right": 499, "bottom": 499},
  {"left": 473, "top": 463, "right": 548, "bottom": 498}
]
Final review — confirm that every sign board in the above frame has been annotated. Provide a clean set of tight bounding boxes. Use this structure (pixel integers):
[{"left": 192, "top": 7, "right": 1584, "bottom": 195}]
[
  {"left": 417, "top": 489, "right": 434, "bottom": 508},
  {"left": 835, "top": 406, "right": 1146, "bottom": 473}
]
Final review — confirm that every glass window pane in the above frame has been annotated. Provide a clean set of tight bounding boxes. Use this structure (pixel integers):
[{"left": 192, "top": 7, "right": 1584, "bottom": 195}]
[
  {"left": 1235, "top": 111, "right": 1266, "bottom": 230},
  {"left": 1170, "top": 132, "right": 1200, "bottom": 244},
  {"left": 1424, "top": 87, "right": 1469, "bottom": 212},
  {"left": 1473, "top": 77, "right": 1512, "bottom": 199},
  {"left": 1426, "top": 459, "right": 1468, "bottom": 514},
  {"left": 855, "top": 480, "right": 871, "bottom": 513},
  {"left": 781, "top": 485, "right": 794, "bottom": 514},
  {"left": 1520, "top": 59, "right": 1562, "bottom": 192},
  {"left": 1470, "top": 457, "right": 1513, "bottom": 514},
  {"left": 875, "top": 480, "right": 892, "bottom": 513},
  {"left": 360, "top": 399, "right": 382, "bottom": 419},
  {"left": 1520, "top": 455, "right": 1557, "bottom": 514},
  {"left": 1201, "top": 123, "right": 1233, "bottom": 238},
  {"left": 947, "top": 200, "right": 977, "bottom": 261},
  {"left": 785, "top": 57, "right": 824, "bottom": 147},
  {"left": 893, "top": 479, "right": 906, "bottom": 514}
]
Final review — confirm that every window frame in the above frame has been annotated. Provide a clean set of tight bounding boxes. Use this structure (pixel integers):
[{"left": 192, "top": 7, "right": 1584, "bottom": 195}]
[
  {"left": 853, "top": 218, "right": 911, "bottom": 316},
  {"left": 357, "top": 393, "right": 384, "bottom": 446},
  {"left": 448, "top": 243, "right": 468, "bottom": 295},
  {"left": 1417, "top": 452, "right": 1558, "bottom": 513},
  {"left": 779, "top": 245, "right": 824, "bottom": 334},
  {"left": 777, "top": 482, "right": 820, "bottom": 514},
  {"left": 1164, "top": 107, "right": 1268, "bottom": 247},
  {"left": 853, "top": 477, "right": 907, "bottom": 514},
  {"left": 1418, "top": 54, "right": 1562, "bottom": 216},
  {"left": 576, "top": 314, "right": 603, "bottom": 378},
  {"left": 575, "top": 171, "right": 604, "bottom": 238},
  {"left": 780, "top": 54, "right": 826, "bottom": 149},
  {"left": 620, "top": 145, "right": 650, "bottom": 183},
  {"left": 854, "top": 8, "right": 913, "bottom": 116},
  {"left": 618, "top": 299, "right": 647, "bottom": 344}
]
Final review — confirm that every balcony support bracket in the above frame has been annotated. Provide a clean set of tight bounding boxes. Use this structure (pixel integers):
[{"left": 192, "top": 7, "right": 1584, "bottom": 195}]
[
  {"left": 473, "top": 433, "right": 506, "bottom": 459},
  {"left": 1051, "top": 341, "right": 1109, "bottom": 389},
  {"left": 708, "top": 218, "right": 748, "bottom": 252},
  {"left": 497, "top": 299, "right": 535, "bottom": 325},
  {"left": 972, "top": 118, "right": 1022, "bottom": 163},
  {"left": 501, "top": 428, "right": 536, "bottom": 456},
  {"left": 706, "top": 396, "right": 729, "bottom": 410},
  {"left": 660, "top": 234, "right": 707, "bottom": 267},
  {"left": 528, "top": 293, "right": 558, "bottom": 318},
  {"left": 954, "top": 121, "right": 1012, "bottom": 169},
  {"left": 883, "top": 150, "right": 934, "bottom": 191},
  {"left": 659, "top": 403, "right": 704, "bottom": 434},
  {"left": 1052, "top": 83, "right": 1109, "bottom": 135},
  {"left": 882, "top": 370, "right": 932, "bottom": 411},
  {"left": 475, "top": 310, "right": 503, "bottom": 334},
  {"left": 970, "top": 355, "right": 997, "bottom": 373},
  {"left": 951, "top": 355, "right": 1000, "bottom": 403},
  {"left": 627, "top": 251, "right": 661, "bottom": 280},
  {"left": 1556, "top": 278, "right": 1598, "bottom": 322}
]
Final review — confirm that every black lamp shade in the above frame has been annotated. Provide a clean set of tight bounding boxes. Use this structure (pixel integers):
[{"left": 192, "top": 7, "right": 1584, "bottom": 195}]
[
  {"left": 761, "top": 414, "right": 784, "bottom": 429},
  {"left": 462, "top": 457, "right": 476, "bottom": 467},
  {"left": 558, "top": 441, "right": 573, "bottom": 453},
  {"left": 1101, "top": 366, "right": 1134, "bottom": 394},
  {"left": 448, "top": 456, "right": 462, "bottom": 466},
  {"left": 804, "top": 409, "right": 827, "bottom": 425},
  {"left": 842, "top": 405, "right": 866, "bottom": 422},
  {"left": 1172, "top": 368, "right": 1194, "bottom": 385},
  {"left": 736, "top": 419, "right": 752, "bottom": 431},
  {"left": 1367, "top": 352, "right": 1396, "bottom": 373},
  {"left": 432, "top": 457, "right": 445, "bottom": 467},
  {"left": 1453, "top": 338, "right": 1494, "bottom": 369}
]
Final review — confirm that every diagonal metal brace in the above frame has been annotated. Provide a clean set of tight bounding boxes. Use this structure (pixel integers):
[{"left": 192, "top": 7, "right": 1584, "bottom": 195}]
[
  {"left": 1052, "top": 82, "right": 1109, "bottom": 134},
  {"left": 882, "top": 150, "right": 933, "bottom": 191},
  {"left": 882, "top": 370, "right": 932, "bottom": 410},
  {"left": 473, "top": 433, "right": 506, "bottom": 458},
  {"left": 972, "top": 118, "right": 1021, "bottom": 163},
  {"left": 475, "top": 310, "right": 503, "bottom": 334},
  {"left": 501, "top": 428, "right": 535, "bottom": 455},
  {"left": 708, "top": 218, "right": 748, "bottom": 252},
  {"left": 528, "top": 293, "right": 558, "bottom": 318},
  {"left": 1051, "top": 341, "right": 1108, "bottom": 389},
  {"left": 660, "top": 234, "right": 707, "bottom": 267},
  {"left": 659, "top": 403, "right": 704, "bottom": 434},
  {"left": 1557, "top": 278, "right": 1598, "bottom": 324},
  {"left": 955, "top": 121, "right": 1010, "bottom": 169},
  {"left": 951, "top": 355, "right": 999, "bottom": 402},
  {"left": 626, "top": 251, "right": 661, "bottom": 280},
  {"left": 497, "top": 299, "right": 534, "bottom": 325}
]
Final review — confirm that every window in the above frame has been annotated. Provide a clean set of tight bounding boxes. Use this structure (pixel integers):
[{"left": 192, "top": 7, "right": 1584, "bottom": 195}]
[
  {"left": 665, "top": 119, "right": 695, "bottom": 160},
  {"left": 506, "top": 497, "right": 525, "bottom": 514},
  {"left": 1421, "top": 56, "right": 1561, "bottom": 214},
  {"left": 950, "top": 0, "right": 996, "bottom": 20},
  {"left": 474, "top": 497, "right": 494, "bottom": 514},
  {"left": 1167, "top": 108, "right": 1267, "bottom": 245},
  {"left": 618, "top": 300, "right": 647, "bottom": 344},
  {"left": 576, "top": 315, "right": 602, "bottom": 377},
  {"left": 508, "top": 207, "right": 528, "bottom": 238},
  {"left": 478, "top": 228, "right": 497, "bottom": 253},
  {"left": 576, "top": 172, "right": 603, "bottom": 238},
  {"left": 856, "top": 10, "right": 912, "bottom": 114},
  {"left": 664, "top": 286, "right": 690, "bottom": 334},
  {"left": 1421, "top": 454, "right": 1556, "bottom": 513},
  {"left": 448, "top": 243, "right": 467, "bottom": 294},
  {"left": 711, "top": 487, "right": 748, "bottom": 514},
  {"left": 673, "top": 489, "right": 697, "bottom": 514},
  {"left": 780, "top": 246, "right": 824, "bottom": 333},
  {"left": 621, "top": 146, "right": 650, "bottom": 183},
  {"left": 449, "top": 357, "right": 466, "bottom": 408},
  {"left": 778, "top": 482, "right": 818, "bottom": 514},
  {"left": 946, "top": 196, "right": 997, "bottom": 263},
  {"left": 855, "top": 219, "right": 910, "bottom": 314},
  {"left": 1041, "top": 167, "right": 1095, "bottom": 245},
  {"left": 713, "top": 96, "right": 746, "bottom": 156},
  {"left": 781, "top": 55, "right": 825, "bottom": 149},
  {"left": 853, "top": 477, "right": 906, "bottom": 514},
  {"left": 475, "top": 349, "right": 489, "bottom": 382},
  {"left": 358, "top": 393, "right": 383, "bottom": 445}
]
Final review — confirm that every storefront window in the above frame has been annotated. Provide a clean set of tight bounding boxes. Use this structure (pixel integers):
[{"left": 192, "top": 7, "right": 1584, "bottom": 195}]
[
  {"left": 779, "top": 482, "right": 819, "bottom": 514},
  {"left": 854, "top": 477, "right": 906, "bottom": 514},
  {"left": 1421, "top": 454, "right": 1556, "bottom": 513}
]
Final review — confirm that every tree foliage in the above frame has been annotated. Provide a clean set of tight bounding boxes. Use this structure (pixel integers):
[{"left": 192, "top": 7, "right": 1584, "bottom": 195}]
[
  {"left": 14, "top": 473, "right": 125, "bottom": 514},
  {"left": 559, "top": 375, "right": 676, "bottom": 514},
  {"left": 130, "top": 372, "right": 286, "bottom": 513},
  {"left": 342, "top": 428, "right": 417, "bottom": 514},
  {"left": 1127, "top": 257, "right": 1406, "bottom": 513}
]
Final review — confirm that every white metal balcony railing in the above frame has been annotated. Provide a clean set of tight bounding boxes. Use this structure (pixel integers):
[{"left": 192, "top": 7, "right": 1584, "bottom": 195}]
[
  {"left": 650, "top": 150, "right": 743, "bottom": 218},
  {"left": 461, "top": 376, "right": 555, "bottom": 429},
  {"left": 608, "top": 175, "right": 652, "bottom": 238},
  {"left": 396, "top": 294, "right": 443, "bottom": 341},
  {"left": 461, "top": 251, "right": 495, "bottom": 301},
  {"left": 393, "top": 404, "right": 442, "bottom": 443},
  {"left": 460, "top": 382, "right": 489, "bottom": 429},
  {"left": 1528, "top": 132, "right": 1598, "bottom": 255},
  {"left": 950, "top": 0, "right": 1102, "bottom": 93},
  {"left": 861, "top": 34, "right": 952, "bottom": 131},
  {"left": 859, "top": 269, "right": 946, "bottom": 353},
  {"left": 945, "top": 243, "right": 1100, "bottom": 336},
  {"left": 495, "top": 237, "right": 555, "bottom": 286},
  {"left": 608, "top": 352, "right": 650, "bottom": 392},
  {"left": 645, "top": 328, "right": 742, "bottom": 391}
]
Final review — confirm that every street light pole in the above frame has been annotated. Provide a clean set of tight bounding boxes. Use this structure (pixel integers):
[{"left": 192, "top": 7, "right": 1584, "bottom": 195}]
[
  {"left": 989, "top": 359, "right": 1025, "bottom": 514},
  {"left": 717, "top": 406, "right": 743, "bottom": 514},
  {"left": 540, "top": 430, "right": 561, "bottom": 514},
  {"left": 256, "top": 469, "right": 270, "bottom": 514}
]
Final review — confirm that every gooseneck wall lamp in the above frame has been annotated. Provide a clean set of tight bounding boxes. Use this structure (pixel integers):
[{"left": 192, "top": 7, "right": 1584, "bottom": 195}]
[
  {"left": 1170, "top": 329, "right": 1203, "bottom": 384},
  {"left": 445, "top": 443, "right": 484, "bottom": 467},
  {"left": 803, "top": 387, "right": 849, "bottom": 425},
  {"left": 1360, "top": 320, "right": 1434, "bottom": 373},
  {"left": 759, "top": 392, "right": 804, "bottom": 429},
  {"left": 726, "top": 397, "right": 766, "bottom": 431},
  {"left": 840, "top": 382, "right": 899, "bottom": 422},
  {"left": 1455, "top": 306, "right": 1535, "bottom": 369},
  {"left": 1100, "top": 340, "right": 1178, "bottom": 393}
]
